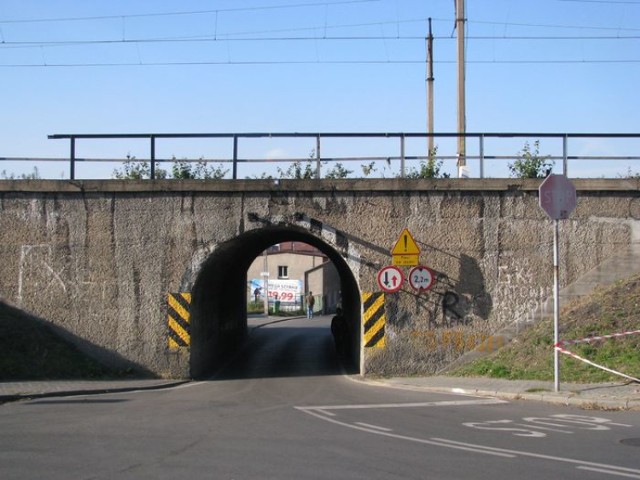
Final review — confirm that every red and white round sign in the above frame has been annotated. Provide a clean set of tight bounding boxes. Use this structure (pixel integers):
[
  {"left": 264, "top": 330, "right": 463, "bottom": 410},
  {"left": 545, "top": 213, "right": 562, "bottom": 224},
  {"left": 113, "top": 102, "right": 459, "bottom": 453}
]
[
  {"left": 408, "top": 266, "right": 435, "bottom": 292},
  {"left": 377, "top": 266, "right": 405, "bottom": 293}
]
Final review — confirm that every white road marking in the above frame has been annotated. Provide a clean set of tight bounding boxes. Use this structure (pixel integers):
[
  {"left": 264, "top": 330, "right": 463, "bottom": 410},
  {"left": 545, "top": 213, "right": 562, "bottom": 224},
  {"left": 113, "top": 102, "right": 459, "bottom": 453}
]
[
  {"left": 432, "top": 438, "right": 640, "bottom": 478},
  {"left": 462, "top": 420, "right": 547, "bottom": 437},
  {"left": 299, "top": 398, "right": 507, "bottom": 411},
  {"left": 577, "top": 466, "right": 640, "bottom": 479},
  {"left": 296, "top": 407, "right": 515, "bottom": 458},
  {"left": 314, "top": 409, "right": 337, "bottom": 417},
  {"left": 552, "top": 414, "right": 633, "bottom": 428},
  {"left": 464, "top": 414, "right": 633, "bottom": 437},
  {"left": 354, "top": 422, "right": 393, "bottom": 432},
  {"left": 514, "top": 423, "right": 573, "bottom": 434},
  {"left": 171, "top": 381, "right": 207, "bottom": 390},
  {"left": 296, "top": 403, "right": 640, "bottom": 478},
  {"left": 523, "top": 416, "right": 610, "bottom": 431}
]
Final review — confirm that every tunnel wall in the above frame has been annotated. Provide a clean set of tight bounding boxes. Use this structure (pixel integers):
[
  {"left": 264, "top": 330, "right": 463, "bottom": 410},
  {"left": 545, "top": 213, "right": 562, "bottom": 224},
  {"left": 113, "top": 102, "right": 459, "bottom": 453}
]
[{"left": 0, "top": 179, "right": 638, "bottom": 378}]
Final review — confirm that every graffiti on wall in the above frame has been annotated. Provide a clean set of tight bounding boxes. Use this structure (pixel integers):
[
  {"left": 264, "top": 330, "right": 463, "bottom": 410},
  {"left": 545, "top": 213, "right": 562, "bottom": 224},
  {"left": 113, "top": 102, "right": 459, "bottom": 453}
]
[
  {"left": 391, "top": 253, "right": 547, "bottom": 334},
  {"left": 406, "top": 253, "right": 494, "bottom": 329},
  {"left": 493, "top": 262, "right": 549, "bottom": 330}
]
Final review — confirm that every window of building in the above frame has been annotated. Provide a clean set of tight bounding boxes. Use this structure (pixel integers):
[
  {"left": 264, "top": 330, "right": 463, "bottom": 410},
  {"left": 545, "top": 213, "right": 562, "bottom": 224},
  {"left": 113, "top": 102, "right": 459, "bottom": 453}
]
[{"left": 278, "top": 266, "right": 289, "bottom": 279}]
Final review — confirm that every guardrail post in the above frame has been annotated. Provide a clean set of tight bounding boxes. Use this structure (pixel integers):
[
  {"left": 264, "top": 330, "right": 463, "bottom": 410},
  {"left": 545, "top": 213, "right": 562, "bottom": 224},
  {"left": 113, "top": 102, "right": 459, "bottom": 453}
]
[
  {"left": 150, "top": 135, "right": 156, "bottom": 180},
  {"left": 562, "top": 134, "right": 568, "bottom": 176},
  {"left": 232, "top": 135, "right": 238, "bottom": 180},
  {"left": 316, "top": 134, "right": 321, "bottom": 179},
  {"left": 400, "top": 134, "right": 406, "bottom": 178},
  {"left": 70, "top": 137, "right": 76, "bottom": 180},
  {"left": 479, "top": 134, "right": 485, "bottom": 179}
]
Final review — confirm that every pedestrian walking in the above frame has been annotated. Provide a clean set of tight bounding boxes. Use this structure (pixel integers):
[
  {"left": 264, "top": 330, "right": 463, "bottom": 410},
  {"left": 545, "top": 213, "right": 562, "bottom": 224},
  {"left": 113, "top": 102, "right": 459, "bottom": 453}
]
[{"left": 306, "top": 292, "right": 315, "bottom": 319}]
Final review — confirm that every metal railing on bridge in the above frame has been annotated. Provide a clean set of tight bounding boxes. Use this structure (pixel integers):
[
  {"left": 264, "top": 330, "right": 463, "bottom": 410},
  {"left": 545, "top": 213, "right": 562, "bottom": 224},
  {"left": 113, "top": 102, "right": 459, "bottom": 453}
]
[{"left": 2, "top": 132, "right": 639, "bottom": 180}]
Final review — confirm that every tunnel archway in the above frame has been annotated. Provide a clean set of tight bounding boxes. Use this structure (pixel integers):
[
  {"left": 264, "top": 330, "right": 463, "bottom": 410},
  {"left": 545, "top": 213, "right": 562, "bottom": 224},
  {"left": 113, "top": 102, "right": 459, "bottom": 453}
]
[{"left": 189, "top": 225, "right": 361, "bottom": 379}]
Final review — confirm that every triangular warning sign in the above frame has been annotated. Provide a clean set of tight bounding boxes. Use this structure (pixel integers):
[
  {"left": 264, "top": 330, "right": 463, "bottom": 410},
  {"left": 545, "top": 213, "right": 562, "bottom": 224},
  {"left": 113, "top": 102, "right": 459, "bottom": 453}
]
[{"left": 391, "top": 228, "right": 420, "bottom": 255}]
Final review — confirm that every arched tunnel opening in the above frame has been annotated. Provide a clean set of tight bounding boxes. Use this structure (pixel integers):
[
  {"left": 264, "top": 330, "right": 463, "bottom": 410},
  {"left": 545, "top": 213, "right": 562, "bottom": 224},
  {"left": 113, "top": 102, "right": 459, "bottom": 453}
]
[{"left": 189, "top": 225, "right": 361, "bottom": 379}]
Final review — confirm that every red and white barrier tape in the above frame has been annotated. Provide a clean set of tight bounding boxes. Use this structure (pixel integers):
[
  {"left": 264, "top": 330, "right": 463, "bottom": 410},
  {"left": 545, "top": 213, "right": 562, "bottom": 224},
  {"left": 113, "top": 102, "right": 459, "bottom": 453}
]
[{"left": 555, "top": 330, "right": 640, "bottom": 383}]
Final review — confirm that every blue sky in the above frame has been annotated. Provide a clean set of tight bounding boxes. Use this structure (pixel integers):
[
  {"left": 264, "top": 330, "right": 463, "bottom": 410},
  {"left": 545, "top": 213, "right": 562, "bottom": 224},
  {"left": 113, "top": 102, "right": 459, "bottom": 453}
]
[{"left": 1, "top": 0, "right": 639, "bottom": 179}]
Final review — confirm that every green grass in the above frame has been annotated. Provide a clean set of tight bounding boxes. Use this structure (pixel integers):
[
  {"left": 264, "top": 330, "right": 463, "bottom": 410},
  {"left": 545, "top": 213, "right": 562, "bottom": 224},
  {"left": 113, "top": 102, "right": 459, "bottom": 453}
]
[{"left": 451, "top": 274, "right": 640, "bottom": 383}]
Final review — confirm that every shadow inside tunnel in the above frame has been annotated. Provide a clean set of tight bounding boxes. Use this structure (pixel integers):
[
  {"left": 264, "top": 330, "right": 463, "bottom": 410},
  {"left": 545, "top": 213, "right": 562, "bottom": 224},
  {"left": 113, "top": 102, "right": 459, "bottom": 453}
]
[{"left": 212, "top": 318, "right": 357, "bottom": 381}]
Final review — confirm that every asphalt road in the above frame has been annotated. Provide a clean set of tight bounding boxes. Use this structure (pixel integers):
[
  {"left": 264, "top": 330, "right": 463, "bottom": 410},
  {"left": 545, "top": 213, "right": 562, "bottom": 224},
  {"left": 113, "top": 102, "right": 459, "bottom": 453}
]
[{"left": 1, "top": 315, "right": 639, "bottom": 479}]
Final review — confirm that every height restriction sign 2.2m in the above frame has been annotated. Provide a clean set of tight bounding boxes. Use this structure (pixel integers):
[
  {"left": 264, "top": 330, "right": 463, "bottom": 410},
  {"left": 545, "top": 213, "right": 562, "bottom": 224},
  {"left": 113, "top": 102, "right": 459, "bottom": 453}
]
[{"left": 408, "top": 266, "right": 435, "bottom": 293}]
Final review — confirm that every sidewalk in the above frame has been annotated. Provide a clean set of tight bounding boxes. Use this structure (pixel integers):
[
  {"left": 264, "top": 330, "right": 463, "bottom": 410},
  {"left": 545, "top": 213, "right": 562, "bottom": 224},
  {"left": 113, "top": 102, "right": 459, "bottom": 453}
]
[
  {"left": 2, "top": 375, "right": 639, "bottom": 410},
  {"left": 367, "top": 376, "right": 640, "bottom": 411}
]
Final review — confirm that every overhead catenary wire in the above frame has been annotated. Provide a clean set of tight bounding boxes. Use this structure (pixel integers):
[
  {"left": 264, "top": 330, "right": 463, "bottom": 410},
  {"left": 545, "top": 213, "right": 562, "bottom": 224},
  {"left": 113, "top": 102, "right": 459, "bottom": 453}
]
[
  {"left": 1, "top": 12, "right": 638, "bottom": 35},
  {"left": 1, "top": 58, "right": 639, "bottom": 68},
  {"left": 1, "top": 4, "right": 637, "bottom": 68},
  {"left": 0, "top": 0, "right": 379, "bottom": 24},
  {"left": 1, "top": 34, "right": 639, "bottom": 49}
]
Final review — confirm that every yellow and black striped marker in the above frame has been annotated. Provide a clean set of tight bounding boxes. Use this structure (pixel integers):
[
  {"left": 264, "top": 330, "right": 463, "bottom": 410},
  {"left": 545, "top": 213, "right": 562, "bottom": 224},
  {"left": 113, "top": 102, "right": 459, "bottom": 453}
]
[
  {"left": 167, "top": 292, "right": 191, "bottom": 349},
  {"left": 362, "top": 291, "right": 385, "bottom": 348}
]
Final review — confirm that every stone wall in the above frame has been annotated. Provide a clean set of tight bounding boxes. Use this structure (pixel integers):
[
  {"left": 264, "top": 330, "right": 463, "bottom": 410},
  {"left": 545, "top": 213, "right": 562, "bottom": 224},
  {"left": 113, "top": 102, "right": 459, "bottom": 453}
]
[{"left": 0, "top": 178, "right": 638, "bottom": 377}]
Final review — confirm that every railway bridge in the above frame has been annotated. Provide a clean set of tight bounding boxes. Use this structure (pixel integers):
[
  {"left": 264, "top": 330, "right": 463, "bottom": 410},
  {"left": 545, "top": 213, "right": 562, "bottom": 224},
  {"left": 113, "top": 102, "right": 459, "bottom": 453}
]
[{"left": 1, "top": 178, "right": 638, "bottom": 378}]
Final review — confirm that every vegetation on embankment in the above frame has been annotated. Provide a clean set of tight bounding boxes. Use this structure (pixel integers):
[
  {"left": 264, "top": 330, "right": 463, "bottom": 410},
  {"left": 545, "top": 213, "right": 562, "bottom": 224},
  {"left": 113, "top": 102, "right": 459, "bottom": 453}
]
[{"left": 451, "top": 274, "right": 640, "bottom": 383}]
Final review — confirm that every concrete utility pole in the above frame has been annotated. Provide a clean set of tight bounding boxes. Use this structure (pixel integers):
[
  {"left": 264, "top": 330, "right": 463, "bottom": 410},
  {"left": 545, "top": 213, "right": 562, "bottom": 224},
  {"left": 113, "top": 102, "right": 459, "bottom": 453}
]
[
  {"left": 455, "top": 0, "right": 466, "bottom": 170},
  {"left": 427, "top": 18, "right": 435, "bottom": 159}
]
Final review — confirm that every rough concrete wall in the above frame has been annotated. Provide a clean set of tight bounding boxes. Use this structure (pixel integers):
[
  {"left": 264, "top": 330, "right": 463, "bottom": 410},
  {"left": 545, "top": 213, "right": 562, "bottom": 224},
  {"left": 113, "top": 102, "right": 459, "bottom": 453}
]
[
  {"left": 0, "top": 180, "right": 637, "bottom": 378},
  {"left": 357, "top": 189, "right": 636, "bottom": 376},
  {"left": 231, "top": 182, "right": 637, "bottom": 375}
]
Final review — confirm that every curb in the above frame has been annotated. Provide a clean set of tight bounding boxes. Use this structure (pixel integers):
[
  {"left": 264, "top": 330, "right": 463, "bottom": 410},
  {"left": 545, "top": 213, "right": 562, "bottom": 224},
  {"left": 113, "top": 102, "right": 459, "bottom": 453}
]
[
  {"left": 353, "top": 377, "right": 640, "bottom": 411},
  {"left": 0, "top": 380, "right": 190, "bottom": 404}
]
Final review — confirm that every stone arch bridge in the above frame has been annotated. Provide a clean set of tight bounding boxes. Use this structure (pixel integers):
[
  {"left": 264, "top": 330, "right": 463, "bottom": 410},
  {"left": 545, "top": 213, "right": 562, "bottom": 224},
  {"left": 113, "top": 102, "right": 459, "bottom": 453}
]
[{"left": 1, "top": 179, "right": 638, "bottom": 378}]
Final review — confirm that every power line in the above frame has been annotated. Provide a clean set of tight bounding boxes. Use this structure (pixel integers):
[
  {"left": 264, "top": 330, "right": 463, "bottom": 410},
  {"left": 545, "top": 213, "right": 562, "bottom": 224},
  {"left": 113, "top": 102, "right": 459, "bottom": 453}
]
[
  {"left": 2, "top": 11, "right": 638, "bottom": 34},
  {"left": 466, "top": 18, "right": 640, "bottom": 32},
  {"left": 0, "top": 37, "right": 419, "bottom": 49},
  {"left": 1, "top": 32, "right": 638, "bottom": 51},
  {"left": 0, "top": 0, "right": 379, "bottom": 24},
  {"left": 2, "top": 34, "right": 639, "bottom": 49},
  {"left": 1, "top": 58, "right": 638, "bottom": 68},
  {"left": 2, "top": 6, "right": 637, "bottom": 68},
  {"left": 7, "top": 34, "right": 420, "bottom": 48}
]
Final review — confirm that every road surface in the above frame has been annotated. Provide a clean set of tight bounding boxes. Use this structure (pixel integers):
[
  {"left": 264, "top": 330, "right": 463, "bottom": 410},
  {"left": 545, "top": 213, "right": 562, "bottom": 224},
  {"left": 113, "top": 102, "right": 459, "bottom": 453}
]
[{"left": 1, "top": 315, "right": 639, "bottom": 479}]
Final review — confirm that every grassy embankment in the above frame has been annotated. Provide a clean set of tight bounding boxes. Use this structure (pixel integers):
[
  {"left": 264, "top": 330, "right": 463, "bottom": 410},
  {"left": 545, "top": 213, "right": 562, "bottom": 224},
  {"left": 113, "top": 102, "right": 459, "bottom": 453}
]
[{"left": 451, "top": 274, "right": 640, "bottom": 383}]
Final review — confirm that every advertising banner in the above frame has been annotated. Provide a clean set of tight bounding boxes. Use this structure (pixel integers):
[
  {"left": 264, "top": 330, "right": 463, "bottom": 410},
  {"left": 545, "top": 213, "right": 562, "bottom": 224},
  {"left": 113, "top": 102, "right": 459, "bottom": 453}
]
[{"left": 249, "top": 279, "right": 302, "bottom": 304}]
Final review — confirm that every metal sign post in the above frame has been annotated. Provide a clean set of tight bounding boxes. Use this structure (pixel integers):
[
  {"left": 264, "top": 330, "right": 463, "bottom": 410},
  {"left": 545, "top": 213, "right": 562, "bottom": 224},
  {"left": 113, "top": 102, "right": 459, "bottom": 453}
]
[
  {"left": 539, "top": 174, "right": 577, "bottom": 392},
  {"left": 552, "top": 219, "right": 560, "bottom": 393}
]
